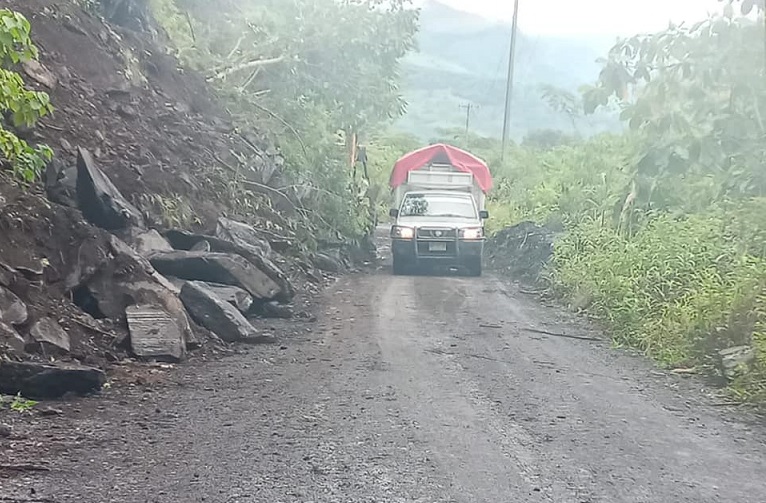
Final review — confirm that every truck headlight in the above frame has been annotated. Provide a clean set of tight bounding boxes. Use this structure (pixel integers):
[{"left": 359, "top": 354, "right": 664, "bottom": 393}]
[
  {"left": 391, "top": 225, "right": 414, "bottom": 239},
  {"left": 459, "top": 227, "right": 484, "bottom": 240}
]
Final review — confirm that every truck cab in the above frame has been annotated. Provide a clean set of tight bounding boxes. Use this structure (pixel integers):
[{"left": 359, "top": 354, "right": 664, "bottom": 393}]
[{"left": 390, "top": 190, "right": 488, "bottom": 276}]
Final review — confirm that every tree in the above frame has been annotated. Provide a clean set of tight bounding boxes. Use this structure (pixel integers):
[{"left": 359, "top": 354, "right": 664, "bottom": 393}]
[
  {"left": 0, "top": 9, "right": 54, "bottom": 182},
  {"left": 582, "top": 9, "right": 766, "bottom": 214},
  {"left": 150, "top": 0, "right": 419, "bottom": 240}
]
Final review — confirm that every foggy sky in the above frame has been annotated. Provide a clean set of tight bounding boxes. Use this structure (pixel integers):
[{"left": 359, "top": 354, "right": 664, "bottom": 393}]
[{"left": 429, "top": 0, "right": 725, "bottom": 35}]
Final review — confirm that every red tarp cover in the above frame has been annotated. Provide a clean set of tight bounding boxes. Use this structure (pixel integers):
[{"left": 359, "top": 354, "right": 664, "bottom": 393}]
[{"left": 389, "top": 143, "right": 493, "bottom": 193}]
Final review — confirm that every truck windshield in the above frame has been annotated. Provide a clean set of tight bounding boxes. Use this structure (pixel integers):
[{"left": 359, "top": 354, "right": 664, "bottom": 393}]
[{"left": 400, "top": 193, "right": 477, "bottom": 219}]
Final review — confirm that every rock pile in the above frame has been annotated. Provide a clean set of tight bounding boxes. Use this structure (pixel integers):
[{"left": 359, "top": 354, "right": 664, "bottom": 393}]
[
  {"left": 1, "top": 149, "right": 299, "bottom": 397},
  {"left": 485, "top": 221, "right": 558, "bottom": 283}
]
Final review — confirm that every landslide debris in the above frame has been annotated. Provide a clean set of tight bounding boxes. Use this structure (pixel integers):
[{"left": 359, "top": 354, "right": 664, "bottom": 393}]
[{"left": 0, "top": 0, "right": 336, "bottom": 398}]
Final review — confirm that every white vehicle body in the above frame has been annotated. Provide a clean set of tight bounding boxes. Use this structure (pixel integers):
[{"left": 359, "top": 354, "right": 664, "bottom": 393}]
[{"left": 389, "top": 163, "right": 489, "bottom": 276}]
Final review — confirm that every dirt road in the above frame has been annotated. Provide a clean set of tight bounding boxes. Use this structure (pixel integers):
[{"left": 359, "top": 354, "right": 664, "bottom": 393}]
[{"left": 3, "top": 250, "right": 766, "bottom": 502}]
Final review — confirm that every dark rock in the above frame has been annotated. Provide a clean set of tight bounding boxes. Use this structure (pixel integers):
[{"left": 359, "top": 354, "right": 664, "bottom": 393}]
[
  {"left": 262, "top": 301, "right": 294, "bottom": 319},
  {"left": 22, "top": 59, "right": 57, "bottom": 88},
  {"left": 28, "top": 317, "right": 71, "bottom": 354},
  {"left": 0, "top": 424, "right": 11, "bottom": 438},
  {"left": 38, "top": 407, "right": 64, "bottom": 416},
  {"left": 83, "top": 236, "right": 195, "bottom": 350},
  {"left": 0, "top": 321, "right": 26, "bottom": 355},
  {"left": 76, "top": 147, "right": 145, "bottom": 230},
  {"left": 0, "top": 361, "right": 106, "bottom": 399},
  {"left": 45, "top": 160, "right": 78, "bottom": 207},
  {"left": 0, "top": 286, "right": 28, "bottom": 326},
  {"left": 0, "top": 263, "right": 15, "bottom": 288},
  {"left": 486, "top": 221, "right": 557, "bottom": 283},
  {"left": 313, "top": 252, "right": 342, "bottom": 273},
  {"left": 126, "top": 305, "right": 185, "bottom": 362},
  {"left": 190, "top": 240, "right": 211, "bottom": 252},
  {"left": 120, "top": 228, "right": 173, "bottom": 256},
  {"left": 180, "top": 281, "right": 258, "bottom": 343},
  {"left": 718, "top": 346, "right": 756, "bottom": 381},
  {"left": 202, "top": 283, "right": 253, "bottom": 313},
  {"left": 148, "top": 250, "right": 281, "bottom": 300},
  {"left": 164, "top": 229, "right": 294, "bottom": 301},
  {"left": 215, "top": 217, "right": 271, "bottom": 258}
]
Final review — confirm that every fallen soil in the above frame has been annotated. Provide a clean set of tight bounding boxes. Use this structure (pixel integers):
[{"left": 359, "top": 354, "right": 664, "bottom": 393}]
[{"left": 2, "top": 235, "right": 764, "bottom": 502}]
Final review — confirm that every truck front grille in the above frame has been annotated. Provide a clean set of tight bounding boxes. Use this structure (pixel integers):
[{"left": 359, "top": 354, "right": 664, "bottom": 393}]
[{"left": 417, "top": 227, "right": 457, "bottom": 239}]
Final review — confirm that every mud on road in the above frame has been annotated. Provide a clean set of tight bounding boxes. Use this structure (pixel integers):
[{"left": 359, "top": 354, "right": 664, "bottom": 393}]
[{"left": 2, "top": 264, "right": 766, "bottom": 502}]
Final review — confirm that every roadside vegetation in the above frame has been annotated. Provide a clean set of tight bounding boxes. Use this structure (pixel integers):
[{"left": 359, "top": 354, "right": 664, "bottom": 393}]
[{"left": 371, "top": 4, "right": 766, "bottom": 402}]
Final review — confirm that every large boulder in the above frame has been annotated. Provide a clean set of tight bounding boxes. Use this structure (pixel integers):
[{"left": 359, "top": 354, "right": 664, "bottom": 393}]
[
  {"left": 179, "top": 281, "right": 259, "bottom": 343},
  {"left": 28, "top": 317, "right": 71, "bottom": 354},
  {"left": 148, "top": 250, "right": 281, "bottom": 300},
  {"left": 0, "top": 286, "right": 28, "bottom": 326},
  {"left": 165, "top": 228, "right": 294, "bottom": 301},
  {"left": 76, "top": 147, "right": 145, "bottom": 230},
  {"left": 0, "top": 361, "right": 106, "bottom": 399},
  {"left": 82, "top": 235, "right": 193, "bottom": 360}
]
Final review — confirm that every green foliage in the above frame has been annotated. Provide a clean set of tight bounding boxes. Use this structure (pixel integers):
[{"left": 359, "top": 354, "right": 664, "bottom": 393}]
[
  {"left": 582, "top": 13, "right": 766, "bottom": 214},
  {"left": 476, "top": 5, "right": 766, "bottom": 401},
  {"left": 0, "top": 9, "right": 54, "bottom": 183},
  {"left": 1, "top": 393, "right": 38, "bottom": 414},
  {"left": 152, "top": 0, "right": 418, "bottom": 241}
]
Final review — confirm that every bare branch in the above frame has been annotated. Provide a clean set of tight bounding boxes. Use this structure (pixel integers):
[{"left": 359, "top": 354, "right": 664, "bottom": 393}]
[{"left": 210, "top": 56, "right": 285, "bottom": 81}]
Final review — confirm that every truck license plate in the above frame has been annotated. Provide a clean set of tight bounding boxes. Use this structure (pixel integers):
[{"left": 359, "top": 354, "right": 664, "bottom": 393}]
[{"left": 429, "top": 242, "right": 447, "bottom": 252}]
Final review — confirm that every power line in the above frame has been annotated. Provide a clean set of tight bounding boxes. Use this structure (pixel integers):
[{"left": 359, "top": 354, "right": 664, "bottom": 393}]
[{"left": 501, "top": 0, "right": 520, "bottom": 162}]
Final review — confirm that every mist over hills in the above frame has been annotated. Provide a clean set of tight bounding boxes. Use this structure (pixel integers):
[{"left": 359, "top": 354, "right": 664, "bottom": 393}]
[{"left": 397, "top": 0, "right": 623, "bottom": 141}]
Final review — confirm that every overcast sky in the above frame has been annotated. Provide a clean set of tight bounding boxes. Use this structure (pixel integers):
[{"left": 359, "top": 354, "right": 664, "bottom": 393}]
[{"left": 433, "top": 0, "right": 725, "bottom": 35}]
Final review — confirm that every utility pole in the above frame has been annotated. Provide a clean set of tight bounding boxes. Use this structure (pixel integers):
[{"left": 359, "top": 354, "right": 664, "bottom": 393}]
[
  {"left": 459, "top": 103, "right": 474, "bottom": 139},
  {"left": 500, "top": 0, "right": 520, "bottom": 162}
]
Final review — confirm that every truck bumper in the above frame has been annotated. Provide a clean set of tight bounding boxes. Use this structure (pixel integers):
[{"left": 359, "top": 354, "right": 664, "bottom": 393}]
[{"left": 392, "top": 239, "right": 483, "bottom": 267}]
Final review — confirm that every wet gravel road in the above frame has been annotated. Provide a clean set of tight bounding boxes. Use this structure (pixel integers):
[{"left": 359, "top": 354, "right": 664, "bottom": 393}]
[{"left": 3, "top": 267, "right": 766, "bottom": 502}]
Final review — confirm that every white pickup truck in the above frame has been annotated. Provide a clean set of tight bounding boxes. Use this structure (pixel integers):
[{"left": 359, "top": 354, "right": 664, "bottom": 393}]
[{"left": 388, "top": 144, "right": 491, "bottom": 276}]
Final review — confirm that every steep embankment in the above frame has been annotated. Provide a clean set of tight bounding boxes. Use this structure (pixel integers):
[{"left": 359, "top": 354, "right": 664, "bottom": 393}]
[{"left": 0, "top": 0, "right": 338, "bottom": 397}]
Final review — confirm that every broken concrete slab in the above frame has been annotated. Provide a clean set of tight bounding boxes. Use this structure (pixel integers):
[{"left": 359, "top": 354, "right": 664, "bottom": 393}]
[
  {"left": 29, "top": 317, "right": 71, "bottom": 354},
  {"left": 0, "top": 361, "right": 106, "bottom": 399},
  {"left": 179, "top": 281, "right": 258, "bottom": 343},
  {"left": 76, "top": 147, "right": 145, "bottom": 230},
  {"left": 164, "top": 229, "right": 294, "bottom": 301},
  {"left": 0, "top": 286, "right": 28, "bottom": 326},
  {"left": 126, "top": 305, "right": 186, "bottom": 362},
  {"left": 148, "top": 250, "right": 281, "bottom": 300}
]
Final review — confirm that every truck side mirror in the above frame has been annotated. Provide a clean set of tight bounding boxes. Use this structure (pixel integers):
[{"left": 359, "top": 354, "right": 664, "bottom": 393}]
[
  {"left": 389, "top": 208, "right": 399, "bottom": 218},
  {"left": 479, "top": 210, "right": 489, "bottom": 219}
]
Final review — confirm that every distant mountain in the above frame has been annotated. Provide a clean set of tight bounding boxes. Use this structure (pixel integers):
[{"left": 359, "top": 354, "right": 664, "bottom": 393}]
[{"left": 396, "top": 0, "right": 623, "bottom": 140}]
